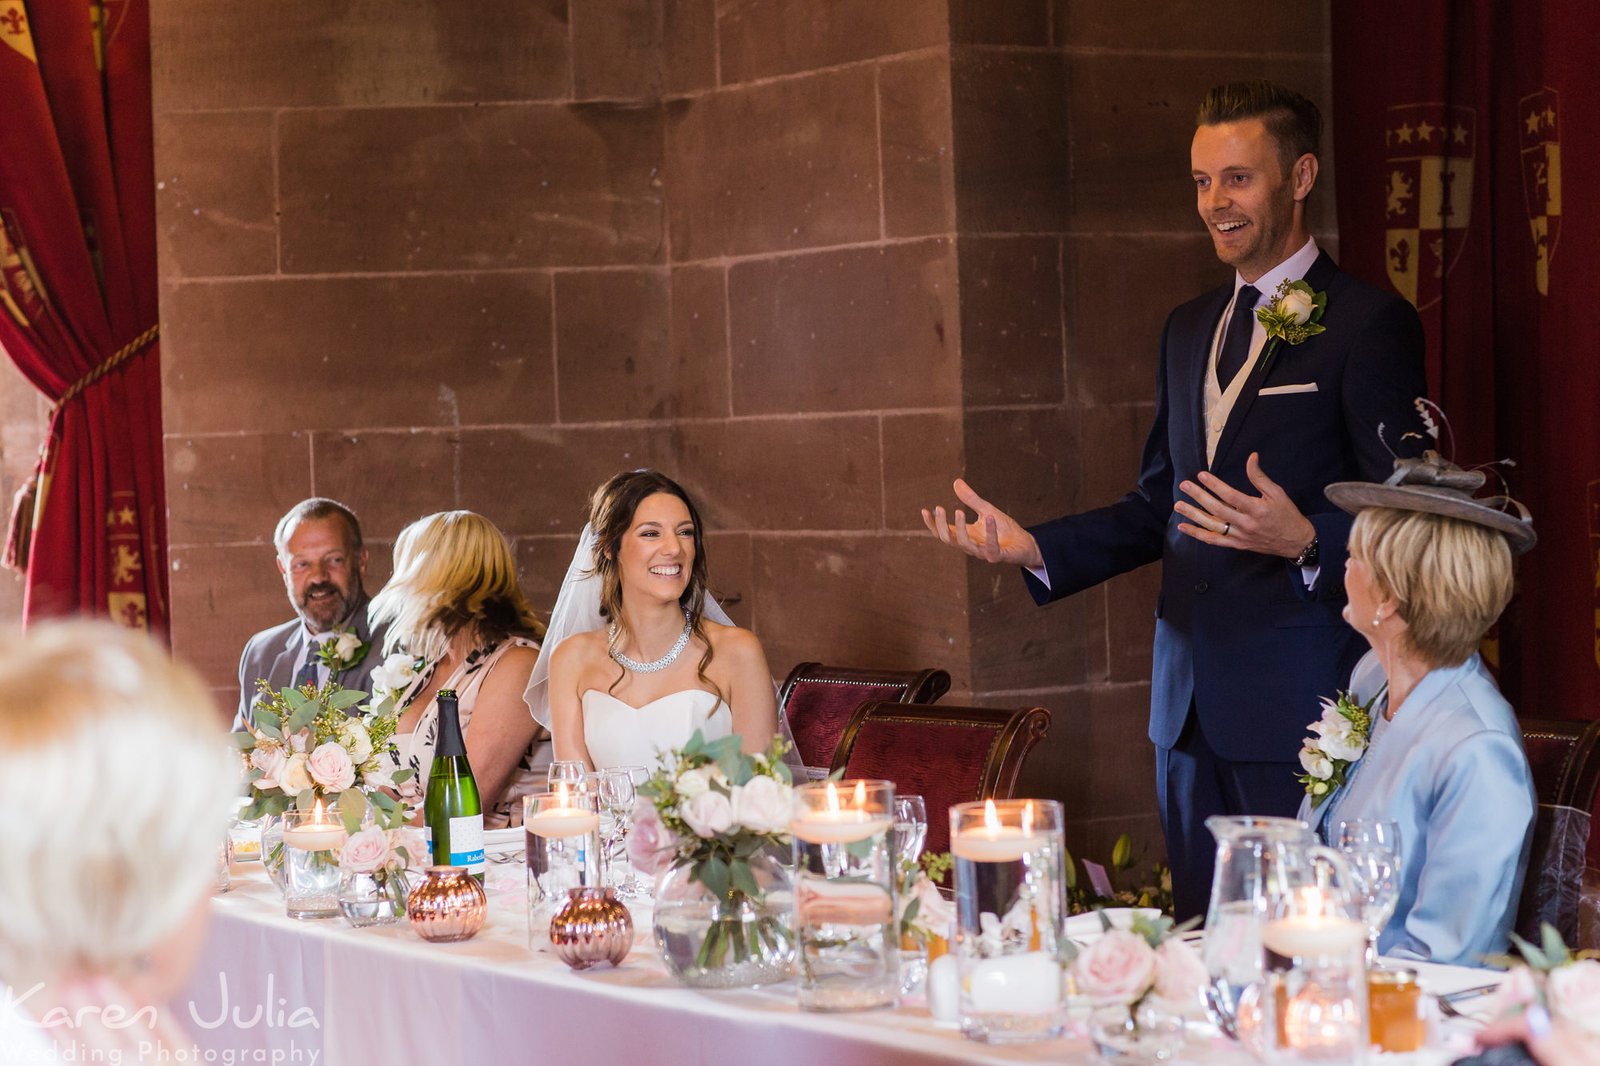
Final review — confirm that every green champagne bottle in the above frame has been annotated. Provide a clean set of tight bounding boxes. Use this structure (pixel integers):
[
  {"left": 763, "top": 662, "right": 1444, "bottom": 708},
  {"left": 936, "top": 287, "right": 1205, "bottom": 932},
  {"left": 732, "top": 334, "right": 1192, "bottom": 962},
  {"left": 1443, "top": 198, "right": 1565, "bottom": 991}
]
[{"left": 424, "top": 688, "right": 484, "bottom": 882}]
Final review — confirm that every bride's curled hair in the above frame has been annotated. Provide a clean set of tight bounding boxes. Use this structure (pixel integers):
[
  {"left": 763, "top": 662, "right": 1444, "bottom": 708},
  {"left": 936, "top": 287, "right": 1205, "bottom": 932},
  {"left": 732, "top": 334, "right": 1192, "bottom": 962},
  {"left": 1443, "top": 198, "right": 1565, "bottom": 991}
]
[{"left": 586, "top": 469, "right": 718, "bottom": 696}]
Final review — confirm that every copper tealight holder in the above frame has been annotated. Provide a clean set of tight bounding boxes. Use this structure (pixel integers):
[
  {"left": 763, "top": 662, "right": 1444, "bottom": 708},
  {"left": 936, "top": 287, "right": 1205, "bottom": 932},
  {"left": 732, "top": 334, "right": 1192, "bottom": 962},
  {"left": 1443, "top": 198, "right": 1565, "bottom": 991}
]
[{"left": 407, "top": 865, "right": 488, "bottom": 943}]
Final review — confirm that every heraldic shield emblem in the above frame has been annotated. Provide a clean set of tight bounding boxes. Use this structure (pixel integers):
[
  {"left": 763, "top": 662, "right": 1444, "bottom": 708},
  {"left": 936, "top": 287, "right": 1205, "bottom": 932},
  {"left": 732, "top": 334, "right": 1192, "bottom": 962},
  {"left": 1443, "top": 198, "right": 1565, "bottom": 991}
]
[
  {"left": 1521, "top": 87, "right": 1561, "bottom": 296},
  {"left": 1384, "top": 103, "right": 1475, "bottom": 311}
]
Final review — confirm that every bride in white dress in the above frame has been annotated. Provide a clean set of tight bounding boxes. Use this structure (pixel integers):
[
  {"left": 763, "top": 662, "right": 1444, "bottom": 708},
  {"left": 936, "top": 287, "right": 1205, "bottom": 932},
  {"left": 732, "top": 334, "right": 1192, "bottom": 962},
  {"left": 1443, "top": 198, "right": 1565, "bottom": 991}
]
[{"left": 524, "top": 470, "right": 780, "bottom": 770}]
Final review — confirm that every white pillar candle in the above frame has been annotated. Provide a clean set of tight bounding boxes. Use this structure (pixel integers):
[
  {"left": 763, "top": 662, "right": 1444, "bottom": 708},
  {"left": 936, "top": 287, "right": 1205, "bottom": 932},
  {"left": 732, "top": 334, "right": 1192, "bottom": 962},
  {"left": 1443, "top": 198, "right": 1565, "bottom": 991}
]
[
  {"left": 966, "top": 951, "right": 1062, "bottom": 1014},
  {"left": 283, "top": 823, "right": 345, "bottom": 852},
  {"left": 789, "top": 809, "right": 893, "bottom": 845},
  {"left": 1262, "top": 915, "right": 1367, "bottom": 959},
  {"left": 525, "top": 808, "right": 601, "bottom": 839},
  {"left": 951, "top": 825, "right": 1036, "bottom": 862}
]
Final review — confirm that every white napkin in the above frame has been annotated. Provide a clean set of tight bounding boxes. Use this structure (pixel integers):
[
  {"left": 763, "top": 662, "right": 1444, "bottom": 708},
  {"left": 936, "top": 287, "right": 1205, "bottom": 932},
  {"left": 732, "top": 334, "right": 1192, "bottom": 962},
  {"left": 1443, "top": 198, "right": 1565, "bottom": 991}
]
[{"left": 1064, "top": 907, "right": 1161, "bottom": 940}]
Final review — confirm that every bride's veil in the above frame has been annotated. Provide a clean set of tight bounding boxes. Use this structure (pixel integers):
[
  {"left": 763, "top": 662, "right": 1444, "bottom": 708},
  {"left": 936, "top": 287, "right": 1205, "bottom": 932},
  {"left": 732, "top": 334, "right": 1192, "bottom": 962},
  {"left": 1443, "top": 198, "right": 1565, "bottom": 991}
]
[{"left": 523, "top": 524, "right": 802, "bottom": 772}]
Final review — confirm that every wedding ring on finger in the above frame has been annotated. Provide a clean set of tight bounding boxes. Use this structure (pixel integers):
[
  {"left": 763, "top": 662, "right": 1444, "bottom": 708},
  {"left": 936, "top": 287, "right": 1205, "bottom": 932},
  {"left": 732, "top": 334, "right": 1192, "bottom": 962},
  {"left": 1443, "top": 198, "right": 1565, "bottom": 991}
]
[{"left": 1221, "top": 521, "right": 1231, "bottom": 536}]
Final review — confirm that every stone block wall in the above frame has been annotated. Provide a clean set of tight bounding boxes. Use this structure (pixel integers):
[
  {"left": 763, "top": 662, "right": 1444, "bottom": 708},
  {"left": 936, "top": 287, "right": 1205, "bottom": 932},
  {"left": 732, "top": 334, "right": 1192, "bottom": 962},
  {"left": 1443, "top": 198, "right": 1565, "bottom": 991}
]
[{"left": 138, "top": 0, "right": 1335, "bottom": 869}]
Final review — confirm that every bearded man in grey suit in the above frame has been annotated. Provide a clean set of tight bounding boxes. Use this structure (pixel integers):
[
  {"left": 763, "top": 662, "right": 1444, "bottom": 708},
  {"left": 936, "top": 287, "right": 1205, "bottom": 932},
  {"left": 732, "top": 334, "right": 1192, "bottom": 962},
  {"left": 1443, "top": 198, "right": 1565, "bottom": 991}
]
[{"left": 235, "top": 498, "right": 390, "bottom": 729}]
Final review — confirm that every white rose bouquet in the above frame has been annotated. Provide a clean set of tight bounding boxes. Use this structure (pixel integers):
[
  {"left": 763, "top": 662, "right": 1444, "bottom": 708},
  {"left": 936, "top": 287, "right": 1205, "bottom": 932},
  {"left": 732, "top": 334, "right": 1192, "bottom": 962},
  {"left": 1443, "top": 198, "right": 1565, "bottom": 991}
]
[
  {"left": 1297, "top": 686, "right": 1384, "bottom": 806},
  {"left": 637, "top": 730, "right": 795, "bottom": 970},
  {"left": 235, "top": 679, "right": 413, "bottom": 833}
]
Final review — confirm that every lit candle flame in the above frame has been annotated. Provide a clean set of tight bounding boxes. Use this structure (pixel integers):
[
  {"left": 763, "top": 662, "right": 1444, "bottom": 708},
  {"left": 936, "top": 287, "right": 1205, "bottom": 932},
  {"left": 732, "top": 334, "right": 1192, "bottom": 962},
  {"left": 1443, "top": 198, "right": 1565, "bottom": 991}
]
[
  {"left": 826, "top": 781, "right": 840, "bottom": 814},
  {"left": 853, "top": 780, "right": 866, "bottom": 809},
  {"left": 983, "top": 798, "right": 1000, "bottom": 836},
  {"left": 311, "top": 797, "right": 327, "bottom": 824},
  {"left": 557, "top": 781, "right": 569, "bottom": 807}
]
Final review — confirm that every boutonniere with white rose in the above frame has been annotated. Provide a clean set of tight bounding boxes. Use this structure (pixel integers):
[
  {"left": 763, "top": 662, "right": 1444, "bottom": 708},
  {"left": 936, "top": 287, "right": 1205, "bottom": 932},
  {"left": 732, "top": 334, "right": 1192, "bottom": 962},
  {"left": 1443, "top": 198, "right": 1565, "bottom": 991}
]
[
  {"left": 315, "top": 629, "right": 370, "bottom": 673},
  {"left": 1297, "top": 685, "right": 1385, "bottom": 806},
  {"left": 1254, "top": 278, "right": 1328, "bottom": 379}
]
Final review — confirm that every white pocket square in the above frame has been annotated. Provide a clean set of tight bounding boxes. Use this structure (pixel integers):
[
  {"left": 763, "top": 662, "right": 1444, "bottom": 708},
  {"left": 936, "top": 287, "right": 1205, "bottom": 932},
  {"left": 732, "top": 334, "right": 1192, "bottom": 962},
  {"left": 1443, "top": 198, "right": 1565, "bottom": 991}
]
[{"left": 1259, "top": 382, "right": 1318, "bottom": 396}]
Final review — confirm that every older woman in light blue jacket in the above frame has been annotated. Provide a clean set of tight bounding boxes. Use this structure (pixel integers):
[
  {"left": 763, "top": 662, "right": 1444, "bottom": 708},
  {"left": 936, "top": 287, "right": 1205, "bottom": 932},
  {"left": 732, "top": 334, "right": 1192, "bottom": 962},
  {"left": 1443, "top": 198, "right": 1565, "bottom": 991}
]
[{"left": 1298, "top": 454, "right": 1537, "bottom": 967}]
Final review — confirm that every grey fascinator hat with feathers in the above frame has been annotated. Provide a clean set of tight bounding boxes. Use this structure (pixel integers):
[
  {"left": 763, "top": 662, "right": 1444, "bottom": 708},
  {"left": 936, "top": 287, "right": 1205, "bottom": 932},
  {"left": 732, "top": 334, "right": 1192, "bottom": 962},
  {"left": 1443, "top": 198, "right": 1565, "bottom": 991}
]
[{"left": 1325, "top": 451, "right": 1537, "bottom": 555}]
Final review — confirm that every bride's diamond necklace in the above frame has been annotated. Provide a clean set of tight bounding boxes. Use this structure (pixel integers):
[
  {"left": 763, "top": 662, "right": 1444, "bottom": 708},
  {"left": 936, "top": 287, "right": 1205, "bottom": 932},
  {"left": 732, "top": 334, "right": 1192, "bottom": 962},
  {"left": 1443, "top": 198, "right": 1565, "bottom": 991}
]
[{"left": 608, "top": 609, "right": 693, "bottom": 674}]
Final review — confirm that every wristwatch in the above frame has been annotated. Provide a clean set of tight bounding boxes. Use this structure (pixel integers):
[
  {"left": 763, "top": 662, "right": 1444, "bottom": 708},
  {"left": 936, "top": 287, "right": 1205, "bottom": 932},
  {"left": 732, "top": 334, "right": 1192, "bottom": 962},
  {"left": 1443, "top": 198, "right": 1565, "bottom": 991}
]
[{"left": 1292, "top": 537, "right": 1320, "bottom": 568}]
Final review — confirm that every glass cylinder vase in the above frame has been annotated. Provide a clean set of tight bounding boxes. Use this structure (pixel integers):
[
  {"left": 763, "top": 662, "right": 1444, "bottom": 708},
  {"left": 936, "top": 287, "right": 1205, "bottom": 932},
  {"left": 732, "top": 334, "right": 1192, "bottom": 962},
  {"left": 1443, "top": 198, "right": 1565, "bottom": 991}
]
[
  {"left": 338, "top": 864, "right": 411, "bottom": 927},
  {"left": 652, "top": 850, "right": 794, "bottom": 988},
  {"left": 951, "top": 798, "right": 1067, "bottom": 1043},
  {"left": 282, "top": 807, "right": 345, "bottom": 920},
  {"left": 790, "top": 779, "right": 899, "bottom": 1011},
  {"left": 523, "top": 789, "right": 602, "bottom": 946}
]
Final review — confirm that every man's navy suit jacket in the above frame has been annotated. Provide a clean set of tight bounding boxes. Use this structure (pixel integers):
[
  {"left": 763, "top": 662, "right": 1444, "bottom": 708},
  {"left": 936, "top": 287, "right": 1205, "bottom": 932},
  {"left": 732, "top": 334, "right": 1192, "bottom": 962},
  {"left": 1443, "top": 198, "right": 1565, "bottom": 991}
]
[{"left": 1025, "top": 252, "right": 1427, "bottom": 763}]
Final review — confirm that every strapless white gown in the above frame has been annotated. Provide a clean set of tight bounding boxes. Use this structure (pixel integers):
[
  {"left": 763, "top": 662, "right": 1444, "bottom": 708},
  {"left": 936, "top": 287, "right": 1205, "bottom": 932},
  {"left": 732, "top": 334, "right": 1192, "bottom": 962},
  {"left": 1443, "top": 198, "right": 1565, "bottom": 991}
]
[{"left": 581, "top": 689, "right": 733, "bottom": 769}]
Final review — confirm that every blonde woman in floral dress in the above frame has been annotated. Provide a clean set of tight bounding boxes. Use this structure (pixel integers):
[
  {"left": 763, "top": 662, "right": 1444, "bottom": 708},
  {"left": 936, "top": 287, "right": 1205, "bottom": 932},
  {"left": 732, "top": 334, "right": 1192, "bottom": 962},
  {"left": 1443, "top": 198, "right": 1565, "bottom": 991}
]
[{"left": 369, "top": 510, "right": 546, "bottom": 827}]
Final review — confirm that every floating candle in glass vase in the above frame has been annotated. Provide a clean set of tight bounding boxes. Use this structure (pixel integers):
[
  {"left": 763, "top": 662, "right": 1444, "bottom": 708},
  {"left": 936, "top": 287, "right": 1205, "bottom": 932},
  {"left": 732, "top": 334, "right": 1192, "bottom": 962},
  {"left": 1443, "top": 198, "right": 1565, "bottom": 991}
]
[
  {"left": 951, "top": 799, "right": 1067, "bottom": 1044},
  {"left": 790, "top": 780, "right": 899, "bottom": 1011}
]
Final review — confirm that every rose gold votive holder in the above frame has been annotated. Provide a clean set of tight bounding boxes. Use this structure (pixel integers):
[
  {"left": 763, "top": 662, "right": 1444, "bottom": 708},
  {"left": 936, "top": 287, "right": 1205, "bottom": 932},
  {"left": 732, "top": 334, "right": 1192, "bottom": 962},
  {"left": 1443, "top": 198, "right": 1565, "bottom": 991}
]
[{"left": 407, "top": 865, "right": 488, "bottom": 943}]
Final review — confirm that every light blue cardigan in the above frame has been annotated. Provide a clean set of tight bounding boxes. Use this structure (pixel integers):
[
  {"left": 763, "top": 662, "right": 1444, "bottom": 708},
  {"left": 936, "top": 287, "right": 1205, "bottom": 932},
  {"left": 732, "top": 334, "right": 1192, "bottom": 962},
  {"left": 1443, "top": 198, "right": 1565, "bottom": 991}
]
[{"left": 1298, "top": 651, "right": 1535, "bottom": 967}]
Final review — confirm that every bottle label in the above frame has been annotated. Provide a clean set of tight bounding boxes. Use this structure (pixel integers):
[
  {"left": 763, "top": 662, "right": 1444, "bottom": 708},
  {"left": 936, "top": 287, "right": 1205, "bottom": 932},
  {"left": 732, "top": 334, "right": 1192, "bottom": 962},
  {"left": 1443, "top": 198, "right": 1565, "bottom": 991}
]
[{"left": 447, "top": 814, "right": 485, "bottom": 875}]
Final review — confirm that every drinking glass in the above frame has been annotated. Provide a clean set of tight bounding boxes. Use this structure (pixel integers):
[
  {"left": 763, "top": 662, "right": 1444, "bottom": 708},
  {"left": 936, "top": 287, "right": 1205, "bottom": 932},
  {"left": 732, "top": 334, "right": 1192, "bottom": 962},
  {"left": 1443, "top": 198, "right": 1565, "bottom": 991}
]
[
  {"left": 598, "top": 768, "right": 639, "bottom": 896},
  {"left": 548, "top": 760, "right": 586, "bottom": 789},
  {"left": 893, "top": 795, "right": 928, "bottom": 867},
  {"left": 1334, "top": 819, "right": 1401, "bottom": 967}
]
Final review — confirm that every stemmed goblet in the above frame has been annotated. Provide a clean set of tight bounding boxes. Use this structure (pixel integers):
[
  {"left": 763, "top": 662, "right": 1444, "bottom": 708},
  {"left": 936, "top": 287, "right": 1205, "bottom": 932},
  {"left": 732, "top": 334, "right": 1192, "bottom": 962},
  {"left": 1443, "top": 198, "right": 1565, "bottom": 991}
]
[
  {"left": 597, "top": 768, "right": 640, "bottom": 897},
  {"left": 893, "top": 795, "right": 928, "bottom": 866},
  {"left": 547, "top": 760, "right": 586, "bottom": 790},
  {"left": 1335, "top": 818, "right": 1402, "bottom": 967}
]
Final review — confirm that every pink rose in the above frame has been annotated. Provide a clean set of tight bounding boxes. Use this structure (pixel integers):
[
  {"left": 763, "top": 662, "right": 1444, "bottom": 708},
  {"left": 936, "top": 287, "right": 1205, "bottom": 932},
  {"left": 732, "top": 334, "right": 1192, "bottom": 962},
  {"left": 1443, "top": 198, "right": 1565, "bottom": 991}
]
[
  {"left": 1072, "top": 929, "right": 1157, "bottom": 1004},
  {"left": 250, "top": 745, "right": 287, "bottom": 790},
  {"left": 393, "top": 827, "right": 429, "bottom": 870},
  {"left": 1548, "top": 960, "right": 1600, "bottom": 1037},
  {"left": 626, "top": 799, "right": 678, "bottom": 875},
  {"left": 339, "top": 827, "right": 392, "bottom": 874},
  {"left": 680, "top": 790, "right": 734, "bottom": 838},
  {"left": 1153, "top": 938, "right": 1208, "bottom": 1005},
  {"left": 307, "top": 741, "right": 356, "bottom": 792}
]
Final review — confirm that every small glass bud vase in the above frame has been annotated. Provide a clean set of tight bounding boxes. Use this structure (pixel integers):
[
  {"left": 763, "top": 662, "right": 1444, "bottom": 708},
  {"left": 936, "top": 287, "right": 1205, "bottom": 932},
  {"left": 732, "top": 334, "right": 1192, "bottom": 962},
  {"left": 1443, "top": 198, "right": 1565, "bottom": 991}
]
[{"left": 338, "top": 863, "right": 412, "bottom": 928}]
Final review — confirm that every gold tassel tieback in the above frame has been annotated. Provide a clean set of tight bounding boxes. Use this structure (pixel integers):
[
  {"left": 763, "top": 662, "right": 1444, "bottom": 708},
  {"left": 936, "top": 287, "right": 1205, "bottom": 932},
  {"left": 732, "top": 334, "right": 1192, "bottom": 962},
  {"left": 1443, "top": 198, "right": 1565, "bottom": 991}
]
[{"left": 2, "top": 324, "right": 160, "bottom": 574}]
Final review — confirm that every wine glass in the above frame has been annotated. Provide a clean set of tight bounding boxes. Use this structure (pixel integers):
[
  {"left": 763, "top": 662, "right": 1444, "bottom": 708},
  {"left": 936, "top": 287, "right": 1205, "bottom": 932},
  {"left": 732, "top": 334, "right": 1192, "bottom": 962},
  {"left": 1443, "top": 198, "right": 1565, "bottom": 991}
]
[
  {"left": 893, "top": 795, "right": 928, "bottom": 866},
  {"left": 597, "top": 768, "right": 638, "bottom": 895},
  {"left": 547, "top": 760, "right": 586, "bottom": 790},
  {"left": 1335, "top": 819, "right": 1401, "bottom": 967}
]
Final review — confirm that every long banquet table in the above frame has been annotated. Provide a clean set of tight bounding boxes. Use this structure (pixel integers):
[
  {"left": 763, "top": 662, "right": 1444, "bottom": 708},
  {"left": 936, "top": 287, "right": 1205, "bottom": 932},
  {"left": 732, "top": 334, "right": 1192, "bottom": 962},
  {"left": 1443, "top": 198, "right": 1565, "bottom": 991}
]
[{"left": 175, "top": 863, "right": 1494, "bottom": 1065}]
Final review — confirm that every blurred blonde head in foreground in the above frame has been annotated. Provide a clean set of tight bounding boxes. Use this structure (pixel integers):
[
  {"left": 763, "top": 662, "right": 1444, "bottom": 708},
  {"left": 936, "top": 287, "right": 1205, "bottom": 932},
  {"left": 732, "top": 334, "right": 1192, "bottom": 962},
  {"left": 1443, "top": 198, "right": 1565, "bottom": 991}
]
[{"left": 0, "top": 622, "right": 236, "bottom": 1055}]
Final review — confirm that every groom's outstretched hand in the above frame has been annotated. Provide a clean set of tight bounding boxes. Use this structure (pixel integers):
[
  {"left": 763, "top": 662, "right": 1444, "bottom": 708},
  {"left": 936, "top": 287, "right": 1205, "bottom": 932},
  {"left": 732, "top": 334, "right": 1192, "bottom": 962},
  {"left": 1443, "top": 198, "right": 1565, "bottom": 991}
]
[
  {"left": 921, "top": 479, "right": 1044, "bottom": 569},
  {"left": 1174, "top": 452, "right": 1317, "bottom": 558}
]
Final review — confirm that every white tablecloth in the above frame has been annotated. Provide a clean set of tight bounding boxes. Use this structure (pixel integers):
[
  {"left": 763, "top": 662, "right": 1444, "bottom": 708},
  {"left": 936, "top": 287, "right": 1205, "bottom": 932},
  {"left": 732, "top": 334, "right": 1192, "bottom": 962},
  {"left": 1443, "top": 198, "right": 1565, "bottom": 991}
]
[{"left": 172, "top": 864, "right": 1494, "bottom": 1066}]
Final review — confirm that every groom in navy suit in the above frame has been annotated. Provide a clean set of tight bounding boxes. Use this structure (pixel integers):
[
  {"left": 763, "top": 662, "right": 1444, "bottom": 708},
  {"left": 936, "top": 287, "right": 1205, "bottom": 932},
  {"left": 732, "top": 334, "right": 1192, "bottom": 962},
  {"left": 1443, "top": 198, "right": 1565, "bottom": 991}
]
[{"left": 923, "top": 81, "right": 1427, "bottom": 919}]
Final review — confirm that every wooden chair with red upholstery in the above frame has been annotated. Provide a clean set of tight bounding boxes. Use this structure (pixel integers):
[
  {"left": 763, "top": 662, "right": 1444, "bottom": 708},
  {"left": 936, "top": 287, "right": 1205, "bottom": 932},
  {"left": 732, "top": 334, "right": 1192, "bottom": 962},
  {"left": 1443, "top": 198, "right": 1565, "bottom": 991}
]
[
  {"left": 1516, "top": 717, "right": 1600, "bottom": 948},
  {"left": 777, "top": 662, "right": 951, "bottom": 779},
  {"left": 829, "top": 701, "right": 1052, "bottom": 862}
]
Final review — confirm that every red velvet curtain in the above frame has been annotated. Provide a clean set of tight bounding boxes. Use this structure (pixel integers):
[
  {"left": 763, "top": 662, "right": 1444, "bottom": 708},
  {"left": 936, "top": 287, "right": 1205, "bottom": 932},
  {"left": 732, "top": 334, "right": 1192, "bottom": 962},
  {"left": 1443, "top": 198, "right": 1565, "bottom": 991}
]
[
  {"left": 0, "top": 0, "right": 166, "bottom": 632},
  {"left": 1332, "top": 2, "right": 1600, "bottom": 720}
]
